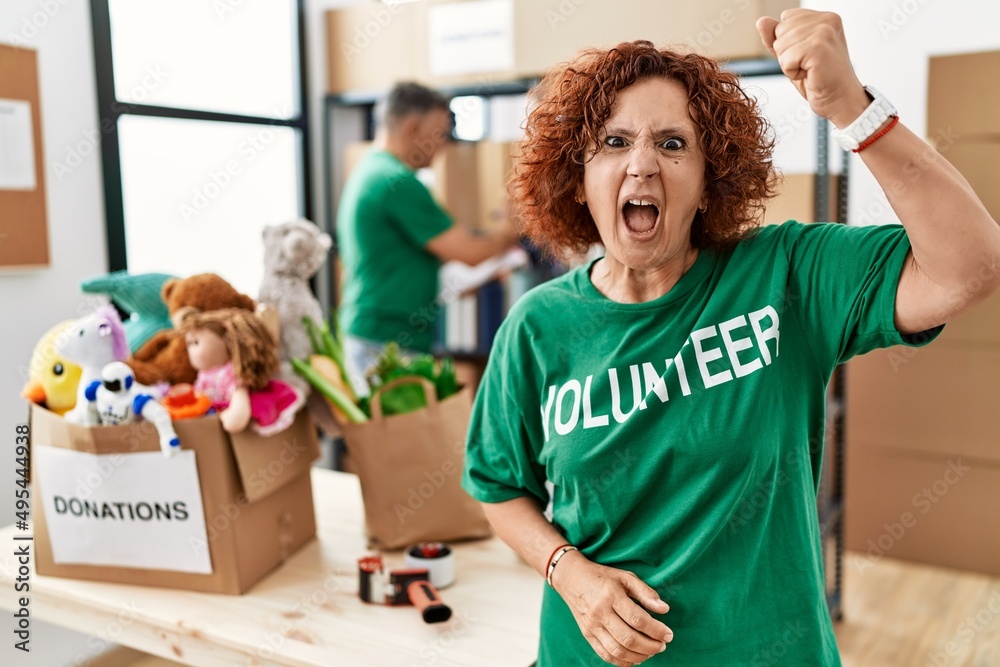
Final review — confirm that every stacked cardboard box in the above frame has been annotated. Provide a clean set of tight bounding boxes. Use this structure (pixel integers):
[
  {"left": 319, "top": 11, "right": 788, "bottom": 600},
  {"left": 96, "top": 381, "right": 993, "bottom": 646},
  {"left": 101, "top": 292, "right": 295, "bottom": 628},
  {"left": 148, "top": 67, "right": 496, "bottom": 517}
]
[
  {"left": 844, "top": 50, "right": 1000, "bottom": 577},
  {"left": 428, "top": 141, "right": 481, "bottom": 232},
  {"left": 928, "top": 51, "right": 1000, "bottom": 221},
  {"left": 342, "top": 140, "right": 519, "bottom": 231},
  {"left": 764, "top": 173, "right": 839, "bottom": 225},
  {"left": 476, "top": 141, "right": 521, "bottom": 233},
  {"left": 326, "top": 0, "right": 798, "bottom": 95}
]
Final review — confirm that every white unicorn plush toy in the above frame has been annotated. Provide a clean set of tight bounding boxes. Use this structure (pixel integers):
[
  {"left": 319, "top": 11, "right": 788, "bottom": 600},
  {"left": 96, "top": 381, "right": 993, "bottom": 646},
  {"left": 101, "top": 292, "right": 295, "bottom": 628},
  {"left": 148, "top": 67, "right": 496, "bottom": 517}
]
[{"left": 57, "top": 305, "right": 131, "bottom": 425}]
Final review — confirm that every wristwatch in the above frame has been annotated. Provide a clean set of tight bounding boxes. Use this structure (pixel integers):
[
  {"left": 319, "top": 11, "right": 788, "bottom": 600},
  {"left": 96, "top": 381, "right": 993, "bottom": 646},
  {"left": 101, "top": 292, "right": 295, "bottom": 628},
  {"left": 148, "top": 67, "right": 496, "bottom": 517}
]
[{"left": 830, "top": 86, "right": 897, "bottom": 152}]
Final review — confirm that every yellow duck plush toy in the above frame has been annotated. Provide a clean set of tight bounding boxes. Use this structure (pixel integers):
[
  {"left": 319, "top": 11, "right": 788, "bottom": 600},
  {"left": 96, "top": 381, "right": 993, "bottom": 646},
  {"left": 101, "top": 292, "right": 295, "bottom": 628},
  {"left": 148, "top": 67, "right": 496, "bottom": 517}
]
[{"left": 21, "top": 320, "right": 84, "bottom": 415}]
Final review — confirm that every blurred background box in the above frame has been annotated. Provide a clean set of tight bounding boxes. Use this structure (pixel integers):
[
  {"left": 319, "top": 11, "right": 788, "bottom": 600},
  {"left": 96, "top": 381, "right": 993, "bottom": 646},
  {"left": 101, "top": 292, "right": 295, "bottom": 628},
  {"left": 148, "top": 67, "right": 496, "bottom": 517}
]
[
  {"left": 764, "top": 173, "right": 839, "bottom": 224},
  {"left": 846, "top": 341, "right": 1000, "bottom": 576},
  {"left": 326, "top": 1, "right": 422, "bottom": 96},
  {"left": 326, "top": 0, "right": 799, "bottom": 94},
  {"left": 847, "top": 344, "right": 1000, "bottom": 464},
  {"left": 928, "top": 50, "right": 1000, "bottom": 138},
  {"left": 426, "top": 141, "right": 481, "bottom": 230},
  {"left": 511, "top": 0, "right": 796, "bottom": 84},
  {"left": 343, "top": 140, "right": 492, "bottom": 231},
  {"left": 937, "top": 140, "right": 1000, "bottom": 220},
  {"left": 476, "top": 140, "right": 520, "bottom": 232},
  {"left": 845, "top": 444, "right": 1000, "bottom": 576}
]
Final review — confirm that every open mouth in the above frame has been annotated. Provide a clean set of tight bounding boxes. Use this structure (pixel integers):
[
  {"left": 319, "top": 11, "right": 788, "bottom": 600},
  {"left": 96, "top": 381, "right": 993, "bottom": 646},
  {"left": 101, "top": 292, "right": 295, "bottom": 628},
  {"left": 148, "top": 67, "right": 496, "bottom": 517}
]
[{"left": 622, "top": 199, "right": 660, "bottom": 235}]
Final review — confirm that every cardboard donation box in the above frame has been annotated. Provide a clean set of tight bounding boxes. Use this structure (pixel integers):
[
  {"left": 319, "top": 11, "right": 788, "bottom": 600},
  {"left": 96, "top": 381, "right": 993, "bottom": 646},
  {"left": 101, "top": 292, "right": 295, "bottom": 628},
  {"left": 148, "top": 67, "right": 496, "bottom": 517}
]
[{"left": 29, "top": 405, "right": 320, "bottom": 594}]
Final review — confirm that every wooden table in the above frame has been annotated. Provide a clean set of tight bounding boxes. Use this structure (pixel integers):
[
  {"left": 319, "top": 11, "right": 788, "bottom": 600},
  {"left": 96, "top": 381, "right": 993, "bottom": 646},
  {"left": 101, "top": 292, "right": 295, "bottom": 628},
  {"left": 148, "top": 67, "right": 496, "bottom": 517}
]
[{"left": 0, "top": 469, "right": 542, "bottom": 667}]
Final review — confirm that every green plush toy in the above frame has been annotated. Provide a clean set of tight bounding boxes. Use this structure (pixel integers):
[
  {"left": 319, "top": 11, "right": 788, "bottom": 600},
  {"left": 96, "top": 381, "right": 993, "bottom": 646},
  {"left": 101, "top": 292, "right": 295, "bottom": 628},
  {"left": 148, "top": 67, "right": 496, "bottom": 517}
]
[{"left": 80, "top": 271, "right": 176, "bottom": 353}]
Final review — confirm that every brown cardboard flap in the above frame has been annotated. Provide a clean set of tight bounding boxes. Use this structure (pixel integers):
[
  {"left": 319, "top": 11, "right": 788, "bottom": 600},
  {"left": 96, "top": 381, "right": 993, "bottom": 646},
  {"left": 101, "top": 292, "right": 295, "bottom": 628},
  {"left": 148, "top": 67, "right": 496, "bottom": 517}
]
[
  {"left": 228, "top": 410, "right": 321, "bottom": 503},
  {"left": 29, "top": 404, "right": 319, "bottom": 504},
  {"left": 31, "top": 403, "right": 161, "bottom": 455}
]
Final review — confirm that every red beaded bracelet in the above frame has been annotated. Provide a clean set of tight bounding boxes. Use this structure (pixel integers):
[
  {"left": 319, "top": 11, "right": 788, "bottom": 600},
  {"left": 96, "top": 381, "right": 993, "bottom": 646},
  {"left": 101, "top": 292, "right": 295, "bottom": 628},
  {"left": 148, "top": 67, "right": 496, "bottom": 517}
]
[{"left": 853, "top": 115, "right": 900, "bottom": 153}]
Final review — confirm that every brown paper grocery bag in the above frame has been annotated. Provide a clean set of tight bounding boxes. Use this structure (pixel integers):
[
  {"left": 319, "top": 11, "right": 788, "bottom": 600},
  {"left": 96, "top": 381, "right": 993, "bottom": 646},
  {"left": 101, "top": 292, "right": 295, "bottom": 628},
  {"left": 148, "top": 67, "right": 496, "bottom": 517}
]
[{"left": 340, "top": 377, "right": 491, "bottom": 550}]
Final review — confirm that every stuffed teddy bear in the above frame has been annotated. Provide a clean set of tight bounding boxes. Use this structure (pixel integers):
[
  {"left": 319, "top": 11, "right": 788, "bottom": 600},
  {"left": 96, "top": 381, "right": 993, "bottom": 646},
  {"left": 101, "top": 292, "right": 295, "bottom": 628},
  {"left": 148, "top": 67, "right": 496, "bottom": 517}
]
[
  {"left": 258, "top": 219, "right": 332, "bottom": 393},
  {"left": 127, "top": 273, "right": 256, "bottom": 386}
]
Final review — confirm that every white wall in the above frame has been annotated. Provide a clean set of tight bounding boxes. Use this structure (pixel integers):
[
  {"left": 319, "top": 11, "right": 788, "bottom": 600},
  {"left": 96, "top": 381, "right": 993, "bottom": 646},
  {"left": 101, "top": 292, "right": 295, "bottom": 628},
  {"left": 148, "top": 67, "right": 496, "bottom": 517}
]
[
  {"left": 801, "top": 0, "right": 1000, "bottom": 225},
  {"left": 0, "top": 5, "right": 111, "bottom": 666},
  {"left": 0, "top": 2, "right": 107, "bottom": 505}
]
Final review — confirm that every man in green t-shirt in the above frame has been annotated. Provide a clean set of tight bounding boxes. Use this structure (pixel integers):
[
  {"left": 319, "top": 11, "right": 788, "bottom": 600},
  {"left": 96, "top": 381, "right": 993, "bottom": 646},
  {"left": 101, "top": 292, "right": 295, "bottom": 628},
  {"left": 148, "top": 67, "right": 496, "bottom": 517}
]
[{"left": 336, "top": 82, "right": 520, "bottom": 395}]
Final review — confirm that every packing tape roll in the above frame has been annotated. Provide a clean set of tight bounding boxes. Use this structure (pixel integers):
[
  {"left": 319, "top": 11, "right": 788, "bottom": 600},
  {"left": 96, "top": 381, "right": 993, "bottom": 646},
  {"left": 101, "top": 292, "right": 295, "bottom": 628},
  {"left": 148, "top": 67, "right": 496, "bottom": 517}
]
[{"left": 404, "top": 542, "right": 455, "bottom": 588}]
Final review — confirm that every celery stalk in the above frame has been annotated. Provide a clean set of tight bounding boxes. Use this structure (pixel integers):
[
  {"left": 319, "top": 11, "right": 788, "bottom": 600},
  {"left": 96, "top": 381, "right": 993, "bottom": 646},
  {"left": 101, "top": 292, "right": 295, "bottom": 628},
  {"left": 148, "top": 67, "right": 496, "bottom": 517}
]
[{"left": 291, "top": 357, "right": 368, "bottom": 423}]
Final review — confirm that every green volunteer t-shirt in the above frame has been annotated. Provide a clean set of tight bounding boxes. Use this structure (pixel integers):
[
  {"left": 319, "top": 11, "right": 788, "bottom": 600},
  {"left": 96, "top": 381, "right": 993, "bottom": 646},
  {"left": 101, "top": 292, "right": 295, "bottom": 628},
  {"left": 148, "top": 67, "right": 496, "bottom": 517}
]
[
  {"left": 337, "top": 149, "right": 453, "bottom": 352},
  {"left": 463, "top": 221, "right": 942, "bottom": 666}
]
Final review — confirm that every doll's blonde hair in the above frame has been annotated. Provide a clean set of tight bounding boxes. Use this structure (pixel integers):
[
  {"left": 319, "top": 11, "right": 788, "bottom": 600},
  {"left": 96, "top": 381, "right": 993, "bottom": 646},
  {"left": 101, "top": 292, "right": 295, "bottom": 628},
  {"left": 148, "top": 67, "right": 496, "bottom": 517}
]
[{"left": 180, "top": 308, "right": 279, "bottom": 391}]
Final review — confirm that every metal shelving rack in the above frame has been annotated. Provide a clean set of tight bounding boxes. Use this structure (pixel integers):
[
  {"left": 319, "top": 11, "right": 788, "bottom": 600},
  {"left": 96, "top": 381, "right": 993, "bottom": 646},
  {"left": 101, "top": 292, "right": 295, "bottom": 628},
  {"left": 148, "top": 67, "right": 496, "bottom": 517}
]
[
  {"left": 320, "top": 58, "right": 847, "bottom": 620},
  {"left": 820, "top": 117, "right": 850, "bottom": 622}
]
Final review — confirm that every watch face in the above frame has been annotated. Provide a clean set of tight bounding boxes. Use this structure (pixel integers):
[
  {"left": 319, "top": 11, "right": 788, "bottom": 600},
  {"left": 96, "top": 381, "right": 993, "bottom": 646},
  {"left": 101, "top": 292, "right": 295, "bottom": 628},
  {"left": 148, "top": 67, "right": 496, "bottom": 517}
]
[
  {"left": 829, "top": 84, "right": 896, "bottom": 152},
  {"left": 834, "top": 131, "right": 860, "bottom": 152}
]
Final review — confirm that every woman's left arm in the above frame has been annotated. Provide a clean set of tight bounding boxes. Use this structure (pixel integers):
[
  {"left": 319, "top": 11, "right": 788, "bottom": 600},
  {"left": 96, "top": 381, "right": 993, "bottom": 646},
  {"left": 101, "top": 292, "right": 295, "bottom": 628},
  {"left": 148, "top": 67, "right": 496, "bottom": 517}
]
[{"left": 758, "top": 9, "right": 1000, "bottom": 335}]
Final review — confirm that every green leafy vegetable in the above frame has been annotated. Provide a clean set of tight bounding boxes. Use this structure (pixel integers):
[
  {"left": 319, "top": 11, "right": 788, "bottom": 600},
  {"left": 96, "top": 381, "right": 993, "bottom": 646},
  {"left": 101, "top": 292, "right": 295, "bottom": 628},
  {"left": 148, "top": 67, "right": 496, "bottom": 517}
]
[
  {"left": 436, "top": 357, "right": 458, "bottom": 400},
  {"left": 363, "top": 343, "right": 461, "bottom": 417},
  {"left": 303, "top": 315, "right": 350, "bottom": 388},
  {"left": 303, "top": 316, "right": 324, "bottom": 357}
]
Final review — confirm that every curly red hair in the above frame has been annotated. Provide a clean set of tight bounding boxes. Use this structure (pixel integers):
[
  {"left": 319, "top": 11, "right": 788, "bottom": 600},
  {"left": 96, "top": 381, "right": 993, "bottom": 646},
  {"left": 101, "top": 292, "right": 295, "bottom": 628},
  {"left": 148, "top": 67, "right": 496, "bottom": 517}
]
[{"left": 511, "top": 40, "right": 777, "bottom": 257}]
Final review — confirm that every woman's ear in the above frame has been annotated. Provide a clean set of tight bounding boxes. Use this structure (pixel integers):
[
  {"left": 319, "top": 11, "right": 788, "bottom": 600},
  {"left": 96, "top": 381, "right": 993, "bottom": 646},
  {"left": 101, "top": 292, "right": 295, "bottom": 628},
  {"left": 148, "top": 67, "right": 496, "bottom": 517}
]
[{"left": 574, "top": 183, "right": 587, "bottom": 205}]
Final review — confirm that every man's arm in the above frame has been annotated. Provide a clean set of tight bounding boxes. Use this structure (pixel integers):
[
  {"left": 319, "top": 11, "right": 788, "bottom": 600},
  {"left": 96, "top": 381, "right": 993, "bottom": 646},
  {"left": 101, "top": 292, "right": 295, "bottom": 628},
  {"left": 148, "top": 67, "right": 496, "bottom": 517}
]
[
  {"left": 758, "top": 10, "right": 1000, "bottom": 335},
  {"left": 425, "top": 224, "right": 520, "bottom": 265}
]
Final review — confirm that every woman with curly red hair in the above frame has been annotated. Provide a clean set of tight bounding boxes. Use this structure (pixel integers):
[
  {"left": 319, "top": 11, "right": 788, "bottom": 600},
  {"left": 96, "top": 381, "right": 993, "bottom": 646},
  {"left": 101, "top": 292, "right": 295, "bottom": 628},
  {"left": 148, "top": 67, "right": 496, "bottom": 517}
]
[{"left": 463, "top": 10, "right": 1000, "bottom": 666}]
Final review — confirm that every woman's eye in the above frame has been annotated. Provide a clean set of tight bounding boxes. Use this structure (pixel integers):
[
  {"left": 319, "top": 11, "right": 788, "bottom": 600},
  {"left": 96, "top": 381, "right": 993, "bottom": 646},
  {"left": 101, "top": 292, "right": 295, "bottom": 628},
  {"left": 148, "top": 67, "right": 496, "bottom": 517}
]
[
  {"left": 604, "top": 136, "right": 627, "bottom": 148},
  {"left": 660, "top": 137, "right": 685, "bottom": 150}
]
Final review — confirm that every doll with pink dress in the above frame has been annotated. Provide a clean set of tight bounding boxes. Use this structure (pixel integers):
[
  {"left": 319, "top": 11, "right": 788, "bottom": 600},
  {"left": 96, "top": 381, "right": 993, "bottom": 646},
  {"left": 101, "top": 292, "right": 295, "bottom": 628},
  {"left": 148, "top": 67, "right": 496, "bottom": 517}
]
[{"left": 180, "top": 308, "right": 302, "bottom": 435}]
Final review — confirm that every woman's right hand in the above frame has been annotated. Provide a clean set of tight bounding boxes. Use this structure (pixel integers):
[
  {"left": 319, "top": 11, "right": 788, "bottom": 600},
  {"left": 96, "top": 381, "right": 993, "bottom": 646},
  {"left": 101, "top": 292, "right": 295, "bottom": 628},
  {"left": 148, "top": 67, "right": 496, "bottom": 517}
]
[{"left": 551, "top": 550, "right": 673, "bottom": 666}]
